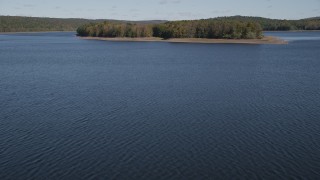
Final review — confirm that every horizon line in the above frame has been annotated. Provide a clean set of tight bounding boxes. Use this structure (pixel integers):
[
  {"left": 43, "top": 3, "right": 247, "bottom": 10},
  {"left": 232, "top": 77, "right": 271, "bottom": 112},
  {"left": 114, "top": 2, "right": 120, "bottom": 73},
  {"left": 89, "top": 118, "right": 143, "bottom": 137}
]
[{"left": 1, "top": 14, "right": 318, "bottom": 21}]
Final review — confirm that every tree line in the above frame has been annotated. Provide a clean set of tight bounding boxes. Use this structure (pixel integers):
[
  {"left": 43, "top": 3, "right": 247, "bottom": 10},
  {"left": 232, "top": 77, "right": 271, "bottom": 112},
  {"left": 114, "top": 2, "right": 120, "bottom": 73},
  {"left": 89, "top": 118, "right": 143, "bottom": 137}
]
[
  {"left": 77, "top": 16, "right": 320, "bottom": 39},
  {"left": 77, "top": 20, "right": 263, "bottom": 39},
  {"left": 215, "top": 16, "right": 320, "bottom": 31},
  {"left": 0, "top": 16, "right": 100, "bottom": 32},
  {"left": 1, "top": 15, "right": 319, "bottom": 33},
  {"left": 0, "top": 16, "right": 165, "bottom": 32},
  {"left": 77, "top": 23, "right": 154, "bottom": 38}
]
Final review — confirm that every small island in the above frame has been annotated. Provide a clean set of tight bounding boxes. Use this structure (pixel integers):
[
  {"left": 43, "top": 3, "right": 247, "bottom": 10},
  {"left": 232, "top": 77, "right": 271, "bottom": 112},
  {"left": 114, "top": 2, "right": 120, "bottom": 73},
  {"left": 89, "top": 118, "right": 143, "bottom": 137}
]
[{"left": 76, "top": 18, "right": 289, "bottom": 44}]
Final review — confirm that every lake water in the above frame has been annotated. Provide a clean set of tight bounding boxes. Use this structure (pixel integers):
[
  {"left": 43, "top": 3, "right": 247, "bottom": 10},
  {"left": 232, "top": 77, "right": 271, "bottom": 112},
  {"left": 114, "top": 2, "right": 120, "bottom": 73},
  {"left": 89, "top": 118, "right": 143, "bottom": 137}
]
[{"left": 1, "top": 31, "right": 320, "bottom": 179}]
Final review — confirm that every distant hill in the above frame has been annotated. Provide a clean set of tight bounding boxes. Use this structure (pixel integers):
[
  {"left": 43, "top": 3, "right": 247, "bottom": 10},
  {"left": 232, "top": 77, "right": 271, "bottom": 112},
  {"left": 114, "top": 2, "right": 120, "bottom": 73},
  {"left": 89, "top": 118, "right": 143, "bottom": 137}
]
[
  {"left": 302, "top": 17, "right": 320, "bottom": 20},
  {"left": 1, "top": 15, "right": 319, "bottom": 33},
  {"left": 212, "top": 16, "right": 320, "bottom": 30},
  {"left": 0, "top": 16, "right": 167, "bottom": 32}
]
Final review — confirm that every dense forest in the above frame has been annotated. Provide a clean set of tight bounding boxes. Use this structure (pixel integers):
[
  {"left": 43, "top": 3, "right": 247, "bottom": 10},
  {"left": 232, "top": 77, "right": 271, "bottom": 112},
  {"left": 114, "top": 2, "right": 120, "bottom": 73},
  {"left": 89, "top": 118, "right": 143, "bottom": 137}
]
[
  {"left": 0, "top": 16, "right": 97, "bottom": 32},
  {"left": 77, "top": 16, "right": 320, "bottom": 39},
  {"left": 0, "top": 16, "right": 165, "bottom": 32},
  {"left": 77, "top": 20, "right": 263, "bottom": 39},
  {"left": 1, "top": 15, "right": 319, "bottom": 34},
  {"left": 215, "top": 16, "right": 320, "bottom": 31}
]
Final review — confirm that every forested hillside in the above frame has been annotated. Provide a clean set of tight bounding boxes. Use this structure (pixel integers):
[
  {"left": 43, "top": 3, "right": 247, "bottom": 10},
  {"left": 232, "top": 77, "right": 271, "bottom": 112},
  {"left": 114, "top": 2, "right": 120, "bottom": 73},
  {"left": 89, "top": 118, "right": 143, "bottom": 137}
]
[
  {"left": 0, "top": 16, "right": 166, "bottom": 32},
  {"left": 0, "top": 16, "right": 96, "bottom": 32},
  {"left": 1, "top": 15, "right": 319, "bottom": 33},
  {"left": 216, "top": 16, "right": 320, "bottom": 30}
]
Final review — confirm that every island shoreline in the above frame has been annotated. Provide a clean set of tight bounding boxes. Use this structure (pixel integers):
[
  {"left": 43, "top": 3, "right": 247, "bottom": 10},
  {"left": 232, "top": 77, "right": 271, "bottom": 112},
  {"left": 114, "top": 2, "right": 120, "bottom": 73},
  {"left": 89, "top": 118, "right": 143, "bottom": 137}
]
[
  {"left": 0, "top": 31, "right": 76, "bottom": 34},
  {"left": 0, "top": 31, "right": 287, "bottom": 44},
  {"left": 79, "top": 36, "right": 288, "bottom": 44}
]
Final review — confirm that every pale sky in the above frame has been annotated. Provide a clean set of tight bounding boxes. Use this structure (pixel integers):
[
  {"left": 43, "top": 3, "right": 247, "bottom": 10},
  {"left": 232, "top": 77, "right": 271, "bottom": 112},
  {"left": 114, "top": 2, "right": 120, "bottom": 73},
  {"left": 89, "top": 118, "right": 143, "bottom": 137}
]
[{"left": 0, "top": 0, "right": 319, "bottom": 20}]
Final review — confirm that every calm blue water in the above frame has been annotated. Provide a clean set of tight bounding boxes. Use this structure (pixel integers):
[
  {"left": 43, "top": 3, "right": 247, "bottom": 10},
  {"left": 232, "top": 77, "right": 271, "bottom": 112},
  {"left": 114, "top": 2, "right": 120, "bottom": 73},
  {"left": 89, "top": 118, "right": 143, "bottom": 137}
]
[{"left": 1, "top": 32, "right": 320, "bottom": 179}]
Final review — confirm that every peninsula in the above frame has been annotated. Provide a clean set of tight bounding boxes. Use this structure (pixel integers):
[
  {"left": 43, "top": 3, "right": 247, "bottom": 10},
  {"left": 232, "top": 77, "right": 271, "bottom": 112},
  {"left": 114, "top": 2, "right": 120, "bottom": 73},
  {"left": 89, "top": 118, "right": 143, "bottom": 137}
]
[{"left": 77, "top": 18, "right": 291, "bottom": 44}]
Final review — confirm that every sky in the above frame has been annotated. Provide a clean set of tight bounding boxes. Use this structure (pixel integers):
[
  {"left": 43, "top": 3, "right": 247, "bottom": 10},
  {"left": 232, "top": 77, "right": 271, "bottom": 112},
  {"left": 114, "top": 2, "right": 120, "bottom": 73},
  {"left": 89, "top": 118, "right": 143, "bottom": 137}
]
[{"left": 0, "top": 0, "right": 319, "bottom": 20}]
